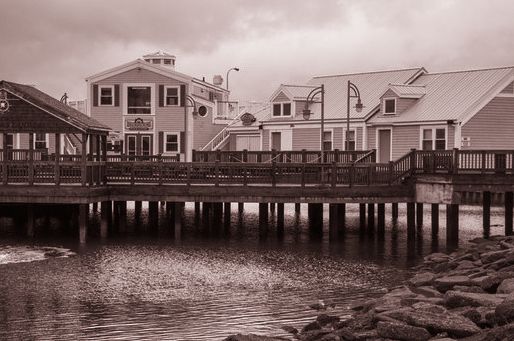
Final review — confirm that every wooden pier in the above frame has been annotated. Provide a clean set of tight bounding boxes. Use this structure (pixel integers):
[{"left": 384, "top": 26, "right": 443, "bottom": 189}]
[{"left": 1, "top": 149, "right": 514, "bottom": 248}]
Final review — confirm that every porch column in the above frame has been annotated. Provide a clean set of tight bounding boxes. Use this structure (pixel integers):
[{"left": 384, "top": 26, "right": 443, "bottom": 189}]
[
  {"left": 506, "top": 192, "right": 513, "bottom": 236},
  {"left": 2, "top": 133, "right": 8, "bottom": 184},
  {"left": 79, "top": 203, "right": 88, "bottom": 243},
  {"left": 81, "top": 133, "right": 88, "bottom": 186}
]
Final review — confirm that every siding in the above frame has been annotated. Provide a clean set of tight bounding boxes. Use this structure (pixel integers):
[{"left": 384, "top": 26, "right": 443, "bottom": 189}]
[
  {"left": 461, "top": 96, "right": 514, "bottom": 149},
  {"left": 392, "top": 125, "right": 420, "bottom": 159},
  {"left": 292, "top": 128, "right": 320, "bottom": 150},
  {"left": 273, "top": 91, "right": 290, "bottom": 102}
]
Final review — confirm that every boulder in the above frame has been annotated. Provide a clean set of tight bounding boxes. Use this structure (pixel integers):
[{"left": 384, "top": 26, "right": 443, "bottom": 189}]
[
  {"left": 480, "top": 249, "right": 512, "bottom": 264},
  {"left": 458, "top": 322, "right": 514, "bottom": 341},
  {"left": 223, "top": 334, "right": 285, "bottom": 341},
  {"left": 379, "top": 305, "right": 481, "bottom": 338},
  {"left": 496, "top": 278, "right": 514, "bottom": 294},
  {"left": 434, "top": 275, "right": 472, "bottom": 292},
  {"left": 408, "top": 272, "right": 436, "bottom": 287},
  {"left": 495, "top": 297, "right": 514, "bottom": 325},
  {"left": 443, "top": 290, "right": 508, "bottom": 308},
  {"left": 376, "top": 321, "right": 431, "bottom": 341}
]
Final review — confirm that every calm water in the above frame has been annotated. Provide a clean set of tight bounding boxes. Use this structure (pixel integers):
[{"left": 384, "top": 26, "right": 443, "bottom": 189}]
[{"left": 0, "top": 202, "right": 507, "bottom": 340}]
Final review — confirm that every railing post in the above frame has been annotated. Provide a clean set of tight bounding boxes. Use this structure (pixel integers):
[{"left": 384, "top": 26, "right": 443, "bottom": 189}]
[
  {"left": 301, "top": 163, "right": 306, "bottom": 188},
  {"left": 331, "top": 162, "right": 337, "bottom": 188},
  {"left": 192, "top": 149, "right": 196, "bottom": 162},
  {"left": 389, "top": 161, "right": 394, "bottom": 185},
  {"left": 28, "top": 133, "right": 34, "bottom": 185},
  {"left": 334, "top": 149, "right": 340, "bottom": 163},
  {"left": 410, "top": 148, "right": 417, "bottom": 173},
  {"left": 243, "top": 149, "right": 248, "bottom": 163},
  {"left": 452, "top": 148, "right": 459, "bottom": 174},
  {"left": 216, "top": 149, "right": 221, "bottom": 162},
  {"left": 243, "top": 163, "right": 248, "bottom": 186},
  {"left": 271, "top": 161, "right": 277, "bottom": 187},
  {"left": 215, "top": 160, "right": 220, "bottom": 186},
  {"left": 482, "top": 150, "right": 486, "bottom": 174},
  {"left": 158, "top": 154, "right": 163, "bottom": 185},
  {"left": 349, "top": 162, "right": 354, "bottom": 188},
  {"left": 372, "top": 149, "right": 377, "bottom": 163},
  {"left": 302, "top": 149, "right": 307, "bottom": 163}
]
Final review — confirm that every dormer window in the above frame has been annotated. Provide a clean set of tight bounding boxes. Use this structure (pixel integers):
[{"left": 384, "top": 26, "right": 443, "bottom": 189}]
[
  {"left": 273, "top": 102, "right": 292, "bottom": 117},
  {"left": 384, "top": 98, "right": 396, "bottom": 114}
]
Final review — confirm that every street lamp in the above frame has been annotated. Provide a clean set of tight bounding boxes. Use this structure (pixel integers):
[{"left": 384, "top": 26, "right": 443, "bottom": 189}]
[
  {"left": 346, "top": 81, "right": 363, "bottom": 152},
  {"left": 302, "top": 84, "right": 325, "bottom": 161},
  {"left": 226, "top": 67, "right": 240, "bottom": 90}
]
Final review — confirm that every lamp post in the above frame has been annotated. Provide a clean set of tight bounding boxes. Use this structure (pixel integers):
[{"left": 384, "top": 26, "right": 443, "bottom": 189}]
[
  {"left": 184, "top": 95, "right": 198, "bottom": 161},
  {"left": 302, "top": 84, "right": 325, "bottom": 162},
  {"left": 346, "top": 81, "right": 363, "bottom": 152},
  {"left": 226, "top": 67, "right": 240, "bottom": 90}
]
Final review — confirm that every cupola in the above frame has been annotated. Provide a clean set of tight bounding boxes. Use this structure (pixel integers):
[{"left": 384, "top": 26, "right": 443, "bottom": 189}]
[{"left": 143, "top": 50, "right": 176, "bottom": 70}]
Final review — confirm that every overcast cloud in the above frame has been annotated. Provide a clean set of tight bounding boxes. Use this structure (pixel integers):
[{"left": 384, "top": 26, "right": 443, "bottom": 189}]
[{"left": 1, "top": 0, "right": 513, "bottom": 102}]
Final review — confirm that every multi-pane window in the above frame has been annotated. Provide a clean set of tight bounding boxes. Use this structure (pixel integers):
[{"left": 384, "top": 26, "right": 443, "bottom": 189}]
[
  {"left": 422, "top": 128, "right": 446, "bottom": 150},
  {"left": 346, "top": 130, "right": 356, "bottom": 151},
  {"left": 272, "top": 103, "right": 291, "bottom": 117},
  {"left": 323, "top": 131, "right": 332, "bottom": 151},
  {"left": 165, "top": 87, "right": 179, "bottom": 106},
  {"left": 165, "top": 134, "right": 179, "bottom": 152},
  {"left": 127, "top": 86, "right": 151, "bottom": 114},
  {"left": 35, "top": 133, "right": 46, "bottom": 150},
  {"left": 100, "top": 86, "right": 113, "bottom": 105},
  {"left": 384, "top": 98, "right": 396, "bottom": 114}
]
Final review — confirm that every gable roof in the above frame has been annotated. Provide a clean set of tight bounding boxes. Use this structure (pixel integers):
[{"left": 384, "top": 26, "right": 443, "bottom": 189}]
[
  {"left": 269, "top": 84, "right": 318, "bottom": 102},
  {"left": 386, "top": 84, "right": 426, "bottom": 99},
  {"left": 368, "top": 66, "right": 514, "bottom": 125},
  {"left": 0, "top": 80, "right": 111, "bottom": 134},
  {"left": 85, "top": 58, "right": 228, "bottom": 94}
]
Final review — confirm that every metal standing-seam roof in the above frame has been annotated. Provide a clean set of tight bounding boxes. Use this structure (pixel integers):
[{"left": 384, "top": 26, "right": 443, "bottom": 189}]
[
  {"left": 368, "top": 66, "right": 514, "bottom": 125},
  {"left": 305, "top": 67, "right": 427, "bottom": 121}
]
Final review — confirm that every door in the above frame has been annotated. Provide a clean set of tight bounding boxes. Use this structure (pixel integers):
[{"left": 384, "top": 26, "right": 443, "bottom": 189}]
[
  {"left": 271, "top": 132, "right": 281, "bottom": 151},
  {"left": 378, "top": 130, "right": 391, "bottom": 163},
  {"left": 126, "top": 134, "right": 153, "bottom": 155}
]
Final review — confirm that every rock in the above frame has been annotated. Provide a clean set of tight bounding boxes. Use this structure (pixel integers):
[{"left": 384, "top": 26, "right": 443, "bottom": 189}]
[
  {"left": 495, "top": 297, "right": 514, "bottom": 325},
  {"left": 333, "top": 327, "right": 357, "bottom": 341},
  {"left": 380, "top": 305, "right": 481, "bottom": 338},
  {"left": 316, "top": 314, "right": 340, "bottom": 327},
  {"left": 443, "top": 290, "right": 508, "bottom": 308},
  {"left": 480, "top": 249, "right": 512, "bottom": 264},
  {"left": 408, "top": 272, "right": 436, "bottom": 287},
  {"left": 497, "top": 278, "right": 514, "bottom": 294},
  {"left": 457, "top": 322, "right": 514, "bottom": 341},
  {"left": 280, "top": 326, "right": 298, "bottom": 334},
  {"left": 376, "top": 321, "right": 431, "bottom": 341},
  {"left": 434, "top": 275, "right": 472, "bottom": 292},
  {"left": 302, "top": 321, "right": 321, "bottom": 332}
]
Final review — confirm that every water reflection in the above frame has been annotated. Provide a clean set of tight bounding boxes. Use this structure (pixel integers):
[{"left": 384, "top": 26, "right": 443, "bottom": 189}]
[{"left": 0, "top": 202, "right": 508, "bottom": 340}]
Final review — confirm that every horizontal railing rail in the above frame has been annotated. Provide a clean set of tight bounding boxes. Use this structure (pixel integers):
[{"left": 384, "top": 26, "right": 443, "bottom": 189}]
[
  {"left": 0, "top": 149, "right": 512, "bottom": 187},
  {"left": 192, "top": 149, "right": 374, "bottom": 163}
]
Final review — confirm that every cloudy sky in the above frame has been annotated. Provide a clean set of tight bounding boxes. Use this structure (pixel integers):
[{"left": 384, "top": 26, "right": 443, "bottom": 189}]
[{"left": 1, "top": 0, "right": 514, "bottom": 102}]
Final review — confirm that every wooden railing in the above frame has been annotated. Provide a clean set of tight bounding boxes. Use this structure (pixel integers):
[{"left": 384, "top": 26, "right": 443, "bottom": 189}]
[
  {"left": 192, "top": 149, "right": 374, "bottom": 163},
  {"left": 0, "top": 149, "right": 512, "bottom": 187}
]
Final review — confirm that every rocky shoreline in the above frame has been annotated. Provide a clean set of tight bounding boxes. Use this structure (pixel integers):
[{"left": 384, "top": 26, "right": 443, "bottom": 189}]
[{"left": 224, "top": 235, "right": 514, "bottom": 341}]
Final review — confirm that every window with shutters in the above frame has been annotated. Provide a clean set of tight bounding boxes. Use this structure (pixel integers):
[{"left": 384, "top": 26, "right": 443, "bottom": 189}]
[
  {"left": 99, "top": 86, "right": 114, "bottom": 106},
  {"left": 165, "top": 133, "right": 180, "bottom": 152},
  {"left": 165, "top": 86, "right": 180, "bottom": 106}
]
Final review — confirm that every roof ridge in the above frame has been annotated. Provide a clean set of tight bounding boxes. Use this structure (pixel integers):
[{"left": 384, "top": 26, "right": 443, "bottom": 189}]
[
  {"left": 311, "top": 67, "right": 425, "bottom": 79},
  {"left": 426, "top": 65, "right": 514, "bottom": 76}
]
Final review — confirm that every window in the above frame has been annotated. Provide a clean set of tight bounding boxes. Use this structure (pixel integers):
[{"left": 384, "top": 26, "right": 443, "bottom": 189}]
[
  {"left": 272, "top": 102, "right": 292, "bottom": 117},
  {"left": 165, "top": 87, "right": 179, "bottom": 106},
  {"left": 35, "top": 133, "right": 47, "bottom": 150},
  {"left": 100, "top": 86, "right": 113, "bottom": 105},
  {"left": 384, "top": 98, "right": 396, "bottom": 114},
  {"left": 127, "top": 86, "right": 152, "bottom": 114},
  {"left": 346, "top": 130, "right": 356, "bottom": 151},
  {"left": 323, "top": 131, "right": 332, "bottom": 151},
  {"left": 422, "top": 128, "right": 446, "bottom": 150},
  {"left": 5, "top": 134, "right": 13, "bottom": 149},
  {"left": 165, "top": 133, "right": 179, "bottom": 152}
]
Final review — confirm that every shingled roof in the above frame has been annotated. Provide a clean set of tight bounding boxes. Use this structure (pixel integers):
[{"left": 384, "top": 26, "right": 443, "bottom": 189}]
[{"left": 0, "top": 80, "right": 111, "bottom": 134}]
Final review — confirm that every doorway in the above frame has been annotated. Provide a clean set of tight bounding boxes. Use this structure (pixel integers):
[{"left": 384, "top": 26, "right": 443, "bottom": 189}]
[
  {"left": 271, "top": 132, "right": 281, "bottom": 151},
  {"left": 378, "top": 129, "right": 391, "bottom": 163},
  {"left": 126, "top": 134, "right": 153, "bottom": 155}
]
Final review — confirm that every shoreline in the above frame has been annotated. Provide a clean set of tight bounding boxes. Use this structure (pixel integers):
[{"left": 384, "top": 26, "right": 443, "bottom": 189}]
[{"left": 224, "top": 235, "right": 514, "bottom": 341}]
